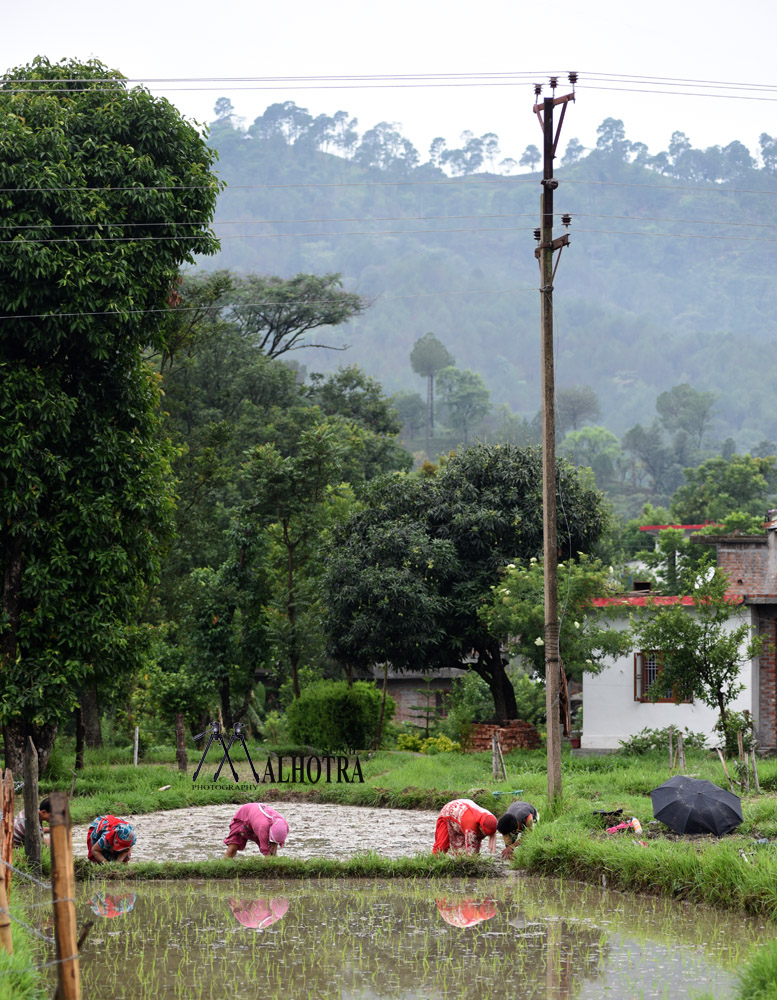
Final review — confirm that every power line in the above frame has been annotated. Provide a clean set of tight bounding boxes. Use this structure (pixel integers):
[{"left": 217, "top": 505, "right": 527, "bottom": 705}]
[
  {"left": 4, "top": 209, "right": 777, "bottom": 233},
  {"left": 2, "top": 175, "right": 776, "bottom": 196},
  {"left": 0, "top": 285, "right": 537, "bottom": 322}
]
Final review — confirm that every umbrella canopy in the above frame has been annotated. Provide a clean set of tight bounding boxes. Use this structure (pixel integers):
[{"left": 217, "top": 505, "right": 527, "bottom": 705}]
[{"left": 650, "top": 776, "right": 742, "bottom": 836}]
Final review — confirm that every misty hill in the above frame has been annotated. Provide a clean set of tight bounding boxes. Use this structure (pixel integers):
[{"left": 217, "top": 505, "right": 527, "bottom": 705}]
[{"left": 200, "top": 106, "right": 777, "bottom": 453}]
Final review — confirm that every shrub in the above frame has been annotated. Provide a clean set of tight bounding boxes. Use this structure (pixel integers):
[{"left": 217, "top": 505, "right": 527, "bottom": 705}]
[
  {"left": 714, "top": 709, "right": 756, "bottom": 757},
  {"left": 618, "top": 726, "right": 708, "bottom": 755},
  {"left": 397, "top": 733, "right": 423, "bottom": 752},
  {"left": 286, "top": 681, "right": 395, "bottom": 751},
  {"left": 420, "top": 734, "right": 461, "bottom": 754}
]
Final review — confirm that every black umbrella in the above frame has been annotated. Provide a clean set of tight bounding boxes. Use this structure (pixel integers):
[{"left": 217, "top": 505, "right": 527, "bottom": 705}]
[{"left": 650, "top": 775, "right": 742, "bottom": 836}]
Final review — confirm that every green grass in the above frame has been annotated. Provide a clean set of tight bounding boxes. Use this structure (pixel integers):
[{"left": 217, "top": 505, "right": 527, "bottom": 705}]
[
  {"left": 0, "top": 923, "right": 47, "bottom": 1000},
  {"left": 67, "top": 851, "right": 498, "bottom": 882}
]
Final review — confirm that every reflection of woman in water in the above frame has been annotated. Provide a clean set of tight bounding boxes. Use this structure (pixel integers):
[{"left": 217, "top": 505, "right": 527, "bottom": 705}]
[
  {"left": 436, "top": 898, "right": 497, "bottom": 928},
  {"left": 229, "top": 897, "right": 289, "bottom": 929},
  {"left": 88, "top": 893, "right": 137, "bottom": 918}
]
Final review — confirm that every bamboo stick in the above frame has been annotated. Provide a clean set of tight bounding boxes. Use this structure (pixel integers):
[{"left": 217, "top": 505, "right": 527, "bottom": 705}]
[
  {"left": 0, "top": 873, "right": 12, "bottom": 954},
  {"left": 49, "top": 792, "right": 80, "bottom": 1000},
  {"left": 716, "top": 747, "right": 738, "bottom": 792},
  {"left": 751, "top": 748, "right": 761, "bottom": 793}
]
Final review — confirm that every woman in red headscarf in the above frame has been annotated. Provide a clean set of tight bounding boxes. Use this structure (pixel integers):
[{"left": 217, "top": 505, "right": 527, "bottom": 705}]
[{"left": 432, "top": 798, "right": 497, "bottom": 855}]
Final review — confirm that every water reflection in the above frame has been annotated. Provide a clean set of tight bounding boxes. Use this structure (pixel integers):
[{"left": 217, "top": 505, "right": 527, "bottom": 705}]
[
  {"left": 47, "top": 877, "right": 760, "bottom": 1000},
  {"left": 436, "top": 897, "right": 497, "bottom": 928},
  {"left": 87, "top": 892, "right": 137, "bottom": 919},
  {"left": 229, "top": 896, "right": 289, "bottom": 930}
]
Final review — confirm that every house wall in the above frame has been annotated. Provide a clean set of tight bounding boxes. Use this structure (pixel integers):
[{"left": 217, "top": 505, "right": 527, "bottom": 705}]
[{"left": 582, "top": 610, "right": 754, "bottom": 750}]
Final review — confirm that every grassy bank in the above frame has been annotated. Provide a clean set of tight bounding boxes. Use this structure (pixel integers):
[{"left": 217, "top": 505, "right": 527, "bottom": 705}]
[
  {"left": 68, "top": 851, "right": 497, "bottom": 882},
  {"left": 0, "top": 923, "right": 46, "bottom": 1000}
]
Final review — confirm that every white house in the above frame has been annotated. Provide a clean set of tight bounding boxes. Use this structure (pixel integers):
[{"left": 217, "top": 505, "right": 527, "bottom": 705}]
[{"left": 581, "top": 594, "right": 755, "bottom": 750}]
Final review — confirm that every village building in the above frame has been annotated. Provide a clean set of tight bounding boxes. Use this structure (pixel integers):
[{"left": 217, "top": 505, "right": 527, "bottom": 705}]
[{"left": 582, "top": 514, "right": 777, "bottom": 751}]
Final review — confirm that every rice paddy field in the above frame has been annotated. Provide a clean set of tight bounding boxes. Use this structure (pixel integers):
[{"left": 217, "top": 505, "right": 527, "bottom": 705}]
[
  {"left": 20, "top": 875, "right": 767, "bottom": 1000},
  {"left": 19, "top": 744, "right": 777, "bottom": 998}
]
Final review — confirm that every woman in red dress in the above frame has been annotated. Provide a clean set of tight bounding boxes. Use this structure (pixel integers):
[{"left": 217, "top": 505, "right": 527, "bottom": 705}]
[{"left": 432, "top": 798, "right": 498, "bottom": 855}]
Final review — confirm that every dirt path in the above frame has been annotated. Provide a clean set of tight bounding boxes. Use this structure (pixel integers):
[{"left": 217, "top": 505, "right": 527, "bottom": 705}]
[{"left": 72, "top": 802, "right": 442, "bottom": 863}]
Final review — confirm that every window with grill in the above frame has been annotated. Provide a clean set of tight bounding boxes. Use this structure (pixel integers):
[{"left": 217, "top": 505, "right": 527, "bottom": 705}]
[{"left": 634, "top": 651, "right": 690, "bottom": 703}]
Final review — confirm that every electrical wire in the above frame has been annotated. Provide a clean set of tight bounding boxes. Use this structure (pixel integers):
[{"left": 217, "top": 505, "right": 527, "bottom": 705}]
[{"left": 0, "top": 285, "right": 537, "bottom": 322}]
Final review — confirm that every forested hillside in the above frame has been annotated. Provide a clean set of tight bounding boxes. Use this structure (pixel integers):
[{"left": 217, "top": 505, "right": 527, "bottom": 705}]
[{"left": 200, "top": 104, "right": 777, "bottom": 452}]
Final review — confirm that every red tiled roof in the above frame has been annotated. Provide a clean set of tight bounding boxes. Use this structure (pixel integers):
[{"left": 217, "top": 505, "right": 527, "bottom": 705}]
[
  {"left": 638, "top": 524, "right": 718, "bottom": 531},
  {"left": 591, "top": 595, "right": 696, "bottom": 606}
]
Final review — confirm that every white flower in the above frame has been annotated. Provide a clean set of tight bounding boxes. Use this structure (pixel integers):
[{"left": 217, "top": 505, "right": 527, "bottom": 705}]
[
  {"left": 574, "top": 621, "right": 580, "bottom": 629},
  {"left": 535, "top": 637, "right": 545, "bottom": 646},
  {"left": 504, "top": 589, "right": 510, "bottom": 595},
  {"left": 507, "top": 563, "right": 516, "bottom": 570},
  {"left": 585, "top": 659, "right": 592, "bottom": 665},
  {"left": 530, "top": 556, "right": 538, "bottom": 563}
]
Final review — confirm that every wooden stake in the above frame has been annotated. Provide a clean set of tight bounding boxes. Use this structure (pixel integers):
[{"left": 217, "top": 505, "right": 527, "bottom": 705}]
[
  {"left": 737, "top": 731, "right": 750, "bottom": 794},
  {"left": 492, "top": 732, "right": 499, "bottom": 781},
  {"left": 677, "top": 730, "right": 686, "bottom": 773},
  {"left": 49, "top": 792, "right": 80, "bottom": 1000},
  {"left": 496, "top": 733, "right": 508, "bottom": 781},
  {"left": 174, "top": 712, "right": 188, "bottom": 774},
  {"left": 716, "top": 748, "right": 738, "bottom": 792},
  {"left": 0, "top": 874, "right": 12, "bottom": 955},
  {"left": 1, "top": 771, "right": 13, "bottom": 897},
  {"left": 751, "top": 749, "right": 761, "bottom": 793},
  {"left": 133, "top": 726, "right": 139, "bottom": 768},
  {"left": 23, "top": 737, "right": 41, "bottom": 873},
  {"left": 668, "top": 726, "right": 674, "bottom": 771}
]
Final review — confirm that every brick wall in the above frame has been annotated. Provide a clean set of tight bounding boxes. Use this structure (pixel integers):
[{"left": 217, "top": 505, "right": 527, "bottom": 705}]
[
  {"left": 464, "top": 720, "right": 542, "bottom": 752},
  {"left": 758, "top": 615, "right": 777, "bottom": 749},
  {"left": 717, "top": 542, "right": 768, "bottom": 597}
]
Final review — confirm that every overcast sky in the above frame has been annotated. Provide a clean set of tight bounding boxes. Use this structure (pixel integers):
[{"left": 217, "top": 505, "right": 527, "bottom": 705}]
[{"left": 4, "top": 0, "right": 777, "bottom": 167}]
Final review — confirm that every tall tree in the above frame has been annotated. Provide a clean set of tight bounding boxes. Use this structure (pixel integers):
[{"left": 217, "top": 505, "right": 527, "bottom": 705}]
[
  {"left": 670, "top": 454, "right": 777, "bottom": 523},
  {"left": 556, "top": 385, "right": 601, "bottom": 435},
  {"left": 225, "top": 273, "right": 366, "bottom": 358},
  {"left": 324, "top": 445, "right": 607, "bottom": 722},
  {"left": 0, "top": 57, "right": 220, "bottom": 772},
  {"left": 409, "top": 333, "right": 455, "bottom": 454},
  {"left": 436, "top": 366, "right": 491, "bottom": 444},
  {"left": 656, "top": 383, "right": 716, "bottom": 449}
]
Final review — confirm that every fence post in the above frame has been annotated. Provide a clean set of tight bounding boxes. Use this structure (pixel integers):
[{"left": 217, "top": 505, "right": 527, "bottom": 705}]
[
  {"left": 23, "top": 737, "right": 41, "bottom": 873},
  {"left": 1, "top": 771, "right": 13, "bottom": 896},
  {"left": 0, "top": 874, "right": 12, "bottom": 955},
  {"left": 133, "top": 727, "right": 139, "bottom": 768},
  {"left": 174, "top": 713, "right": 187, "bottom": 774},
  {"left": 49, "top": 791, "right": 80, "bottom": 1000}
]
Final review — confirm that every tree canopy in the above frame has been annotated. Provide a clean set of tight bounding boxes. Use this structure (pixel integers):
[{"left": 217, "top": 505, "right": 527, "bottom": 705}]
[
  {"left": 324, "top": 444, "right": 608, "bottom": 721},
  {"left": 0, "top": 57, "right": 220, "bottom": 770}
]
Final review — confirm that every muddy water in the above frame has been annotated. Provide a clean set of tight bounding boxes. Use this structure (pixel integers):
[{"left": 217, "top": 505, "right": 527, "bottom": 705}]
[
  {"left": 72, "top": 803, "right": 442, "bottom": 862},
  {"left": 32, "top": 876, "right": 766, "bottom": 999}
]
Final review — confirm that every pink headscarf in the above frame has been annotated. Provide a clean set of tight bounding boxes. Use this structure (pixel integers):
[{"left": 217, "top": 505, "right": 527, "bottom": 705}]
[{"left": 269, "top": 817, "right": 288, "bottom": 846}]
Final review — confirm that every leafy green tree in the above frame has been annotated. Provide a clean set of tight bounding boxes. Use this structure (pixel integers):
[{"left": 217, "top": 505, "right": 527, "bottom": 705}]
[
  {"left": 240, "top": 423, "right": 352, "bottom": 699},
  {"left": 324, "top": 444, "right": 608, "bottom": 721},
  {"left": 562, "top": 138, "right": 585, "bottom": 164},
  {"left": 562, "top": 426, "right": 621, "bottom": 485},
  {"left": 409, "top": 333, "right": 455, "bottom": 449},
  {"left": 596, "top": 118, "right": 631, "bottom": 158},
  {"left": 0, "top": 57, "right": 219, "bottom": 772},
  {"left": 629, "top": 569, "right": 762, "bottom": 728},
  {"left": 482, "top": 555, "right": 628, "bottom": 687},
  {"left": 225, "top": 273, "right": 366, "bottom": 358},
  {"left": 656, "top": 383, "right": 716, "bottom": 448},
  {"left": 670, "top": 454, "right": 777, "bottom": 523},
  {"left": 557, "top": 385, "right": 601, "bottom": 434},
  {"left": 392, "top": 390, "right": 427, "bottom": 439},
  {"left": 519, "top": 145, "right": 541, "bottom": 171},
  {"left": 437, "top": 366, "right": 491, "bottom": 444}
]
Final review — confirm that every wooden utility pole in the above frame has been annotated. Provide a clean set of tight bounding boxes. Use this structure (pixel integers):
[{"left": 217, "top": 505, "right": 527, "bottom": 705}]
[
  {"left": 49, "top": 791, "right": 80, "bottom": 1000},
  {"left": 23, "top": 737, "right": 41, "bottom": 873},
  {"left": 534, "top": 74, "right": 576, "bottom": 804}
]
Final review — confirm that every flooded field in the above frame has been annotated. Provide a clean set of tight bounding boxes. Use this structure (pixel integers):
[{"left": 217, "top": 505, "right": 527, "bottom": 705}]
[
  {"left": 71, "top": 802, "right": 442, "bottom": 862},
  {"left": 27, "top": 875, "right": 769, "bottom": 999}
]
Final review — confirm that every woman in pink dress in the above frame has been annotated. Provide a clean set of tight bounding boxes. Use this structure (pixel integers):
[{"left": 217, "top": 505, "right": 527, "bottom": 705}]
[{"left": 223, "top": 802, "right": 289, "bottom": 858}]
